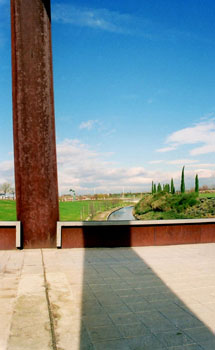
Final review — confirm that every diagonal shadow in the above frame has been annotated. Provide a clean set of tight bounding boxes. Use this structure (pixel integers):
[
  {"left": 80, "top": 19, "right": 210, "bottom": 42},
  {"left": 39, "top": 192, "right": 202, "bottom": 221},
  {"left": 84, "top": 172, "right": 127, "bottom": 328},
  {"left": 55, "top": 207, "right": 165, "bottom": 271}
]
[{"left": 78, "top": 228, "right": 215, "bottom": 350}]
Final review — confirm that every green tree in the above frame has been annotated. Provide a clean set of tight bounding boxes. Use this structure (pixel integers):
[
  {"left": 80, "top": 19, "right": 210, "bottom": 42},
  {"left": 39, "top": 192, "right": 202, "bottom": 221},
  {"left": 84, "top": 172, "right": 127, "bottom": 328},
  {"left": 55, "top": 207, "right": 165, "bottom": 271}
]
[
  {"left": 0, "top": 182, "right": 12, "bottom": 195},
  {"left": 166, "top": 184, "right": 170, "bottom": 192},
  {"left": 163, "top": 184, "right": 169, "bottom": 192},
  {"left": 153, "top": 184, "right": 156, "bottom": 193},
  {"left": 171, "top": 178, "right": 174, "bottom": 194},
  {"left": 180, "top": 166, "right": 185, "bottom": 193},
  {"left": 151, "top": 181, "right": 154, "bottom": 194},
  {"left": 195, "top": 174, "right": 199, "bottom": 193},
  {"left": 157, "top": 183, "right": 162, "bottom": 192}
]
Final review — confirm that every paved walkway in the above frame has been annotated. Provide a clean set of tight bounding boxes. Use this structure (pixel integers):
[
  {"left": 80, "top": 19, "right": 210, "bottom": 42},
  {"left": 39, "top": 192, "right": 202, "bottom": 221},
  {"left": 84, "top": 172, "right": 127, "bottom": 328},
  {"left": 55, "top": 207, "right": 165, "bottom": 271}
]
[{"left": 1, "top": 244, "right": 215, "bottom": 349}]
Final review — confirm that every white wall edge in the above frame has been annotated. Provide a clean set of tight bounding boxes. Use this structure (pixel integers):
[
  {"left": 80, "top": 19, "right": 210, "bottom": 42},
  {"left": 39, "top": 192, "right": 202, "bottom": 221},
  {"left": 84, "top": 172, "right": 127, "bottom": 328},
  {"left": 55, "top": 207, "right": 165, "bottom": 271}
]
[
  {"left": 57, "top": 218, "right": 215, "bottom": 227},
  {"left": 57, "top": 222, "right": 62, "bottom": 248}
]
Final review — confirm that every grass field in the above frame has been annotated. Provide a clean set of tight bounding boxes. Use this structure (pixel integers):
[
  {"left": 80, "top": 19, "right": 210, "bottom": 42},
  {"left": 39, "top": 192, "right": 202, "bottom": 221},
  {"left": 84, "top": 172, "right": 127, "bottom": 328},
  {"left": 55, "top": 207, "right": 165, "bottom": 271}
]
[
  {"left": 1, "top": 193, "right": 215, "bottom": 221},
  {"left": 0, "top": 199, "right": 132, "bottom": 221},
  {"left": 0, "top": 200, "right": 16, "bottom": 221},
  {"left": 199, "top": 192, "right": 215, "bottom": 198},
  {"left": 59, "top": 200, "right": 133, "bottom": 220}
]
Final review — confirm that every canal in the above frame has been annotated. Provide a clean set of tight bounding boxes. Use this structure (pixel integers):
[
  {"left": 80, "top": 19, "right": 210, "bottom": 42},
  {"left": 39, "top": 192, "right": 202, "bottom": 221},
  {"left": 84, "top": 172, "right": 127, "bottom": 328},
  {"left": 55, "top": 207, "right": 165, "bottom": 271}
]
[{"left": 108, "top": 206, "right": 136, "bottom": 221}]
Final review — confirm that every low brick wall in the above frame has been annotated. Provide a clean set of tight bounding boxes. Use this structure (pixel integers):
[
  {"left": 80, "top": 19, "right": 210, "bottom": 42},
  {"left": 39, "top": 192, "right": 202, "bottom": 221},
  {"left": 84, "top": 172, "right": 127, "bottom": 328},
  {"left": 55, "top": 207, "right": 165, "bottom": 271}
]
[
  {"left": 0, "top": 222, "right": 21, "bottom": 250},
  {"left": 57, "top": 220, "right": 215, "bottom": 248}
]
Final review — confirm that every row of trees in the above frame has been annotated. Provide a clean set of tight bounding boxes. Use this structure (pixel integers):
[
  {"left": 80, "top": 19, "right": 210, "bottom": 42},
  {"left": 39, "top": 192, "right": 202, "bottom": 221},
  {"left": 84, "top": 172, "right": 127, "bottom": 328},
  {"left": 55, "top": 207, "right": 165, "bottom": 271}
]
[
  {"left": 152, "top": 181, "right": 175, "bottom": 194},
  {"left": 152, "top": 166, "right": 199, "bottom": 195}
]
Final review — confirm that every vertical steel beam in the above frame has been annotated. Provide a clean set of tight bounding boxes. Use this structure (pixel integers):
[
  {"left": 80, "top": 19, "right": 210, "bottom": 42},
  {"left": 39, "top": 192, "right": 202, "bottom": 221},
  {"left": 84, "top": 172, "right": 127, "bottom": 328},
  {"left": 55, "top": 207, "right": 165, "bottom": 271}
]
[{"left": 10, "top": 0, "right": 59, "bottom": 248}]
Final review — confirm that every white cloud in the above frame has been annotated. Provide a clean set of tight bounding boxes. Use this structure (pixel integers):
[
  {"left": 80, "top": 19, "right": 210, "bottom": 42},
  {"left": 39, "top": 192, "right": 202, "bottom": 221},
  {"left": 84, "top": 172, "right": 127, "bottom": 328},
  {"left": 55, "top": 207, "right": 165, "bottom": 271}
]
[
  {"left": 148, "top": 160, "right": 164, "bottom": 164},
  {"left": 188, "top": 163, "right": 215, "bottom": 168},
  {"left": 1, "top": 137, "right": 215, "bottom": 194},
  {"left": 193, "top": 168, "right": 215, "bottom": 178},
  {"left": 167, "top": 121, "right": 215, "bottom": 145},
  {"left": 52, "top": 4, "right": 131, "bottom": 34},
  {"left": 156, "top": 146, "right": 177, "bottom": 153},
  {"left": 51, "top": 4, "right": 207, "bottom": 43},
  {"left": 0, "top": 160, "right": 14, "bottom": 185},
  {"left": 167, "top": 159, "right": 199, "bottom": 165},
  {"left": 159, "top": 120, "right": 215, "bottom": 156},
  {"left": 56, "top": 138, "right": 215, "bottom": 193},
  {"left": 79, "top": 120, "right": 98, "bottom": 130},
  {"left": 56, "top": 139, "right": 182, "bottom": 193}
]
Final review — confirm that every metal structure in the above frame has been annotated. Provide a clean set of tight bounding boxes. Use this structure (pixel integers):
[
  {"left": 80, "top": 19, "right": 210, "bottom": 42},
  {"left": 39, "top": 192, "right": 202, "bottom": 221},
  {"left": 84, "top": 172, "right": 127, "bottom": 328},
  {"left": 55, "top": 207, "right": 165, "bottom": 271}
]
[{"left": 10, "top": 0, "right": 59, "bottom": 248}]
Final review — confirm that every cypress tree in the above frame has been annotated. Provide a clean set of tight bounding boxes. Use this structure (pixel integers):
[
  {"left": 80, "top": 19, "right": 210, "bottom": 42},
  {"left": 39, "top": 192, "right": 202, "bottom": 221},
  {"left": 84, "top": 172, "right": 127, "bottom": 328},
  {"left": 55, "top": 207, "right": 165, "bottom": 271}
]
[
  {"left": 157, "top": 183, "right": 162, "bottom": 192},
  {"left": 163, "top": 184, "right": 170, "bottom": 192},
  {"left": 180, "top": 166, "right": 185, "bottom": 193},
  {"left": 153, "top": 184, "right": 156, "bottom": 193},
  {"left": 171, "top": 178, "right": 174, "bottom": 194},
  {"left": 195, "top": 174, "right": 199, "bottom": 193}
]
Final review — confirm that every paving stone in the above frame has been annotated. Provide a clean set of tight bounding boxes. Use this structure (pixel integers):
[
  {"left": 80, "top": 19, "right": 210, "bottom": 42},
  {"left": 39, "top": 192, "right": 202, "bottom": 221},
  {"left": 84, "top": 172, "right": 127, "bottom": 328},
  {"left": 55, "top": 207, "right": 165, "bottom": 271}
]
[
  {"left": 117, "top": 323, "right": 151, "bottom": 338},
  {"left": 103, "top": 303, "right": 131, "bottom": 314},
  {"left": 184, "top": 327, "right": 215, "bottom": 347},
  {"left": 115, "top": 288, "right": 139, "bottom": 297},
  {"left": 121, "top": 295, "right": 147, "bottom": 305},
  {"left": 128, "top": 301, "right": 154, "bottom": 312},
  {"left": 96, "top": 295, "right": 124, "bottom": 306},
  {"left": 81, "top": 303, "right": 105, "bottom": 317},
  {"left": 87, "top": 325, "right": 122, "bottom": 342},
  {"left": 93, "top": 338, "right": 131, "bottom": 350},
  {"left": 128, "top": 334, "right": 166, "bottom": 349},
  {"left": 2, "top": 244, "right": 215, "bottom": 350},
  {"left": 83, "top": 313, "right": 113, "bottom": 327},
  {"left": 109, "top": 312, "right": 140, "bottom": 325},
  {"left": 170, "top": 315, "right": 203, "bottom": 330},
  {"left": 167, "top": 345, "right": 202, "bottom": 350},
  {"left": 137, "top": 311, "right": 177, "bottom": 332},
  {"left": 154, "top": 330, "right": 195, "bottom": 347}
]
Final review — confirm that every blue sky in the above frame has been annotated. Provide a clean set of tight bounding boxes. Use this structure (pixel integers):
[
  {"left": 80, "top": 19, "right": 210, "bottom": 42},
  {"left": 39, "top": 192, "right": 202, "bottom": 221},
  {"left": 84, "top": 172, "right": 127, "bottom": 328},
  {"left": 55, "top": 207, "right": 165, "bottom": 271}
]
[{"left": 1, "top": 0, "right": 215, "bottom": 194}]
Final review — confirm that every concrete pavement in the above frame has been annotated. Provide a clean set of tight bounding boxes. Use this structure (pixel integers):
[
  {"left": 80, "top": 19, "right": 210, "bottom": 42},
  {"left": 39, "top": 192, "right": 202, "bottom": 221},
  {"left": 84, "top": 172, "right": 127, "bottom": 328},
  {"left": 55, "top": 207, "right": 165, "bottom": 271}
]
[{"left": 1, "top": 244, "right": 215, "bottom": 349}]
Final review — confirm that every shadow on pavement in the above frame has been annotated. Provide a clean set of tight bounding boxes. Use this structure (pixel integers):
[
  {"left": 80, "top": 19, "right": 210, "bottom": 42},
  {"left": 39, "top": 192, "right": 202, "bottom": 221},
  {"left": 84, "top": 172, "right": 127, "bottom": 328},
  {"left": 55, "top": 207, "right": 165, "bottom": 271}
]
[{"left": 79, "top": 228, "right": 215, "bottom": 350}]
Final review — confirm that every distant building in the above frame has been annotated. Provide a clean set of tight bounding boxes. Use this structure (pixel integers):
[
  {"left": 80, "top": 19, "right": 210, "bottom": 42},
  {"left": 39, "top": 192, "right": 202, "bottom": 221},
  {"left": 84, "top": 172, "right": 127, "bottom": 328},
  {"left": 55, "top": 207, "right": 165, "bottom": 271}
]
[{"left": 0, "top": 193, "right": 15, "bottom": 200}]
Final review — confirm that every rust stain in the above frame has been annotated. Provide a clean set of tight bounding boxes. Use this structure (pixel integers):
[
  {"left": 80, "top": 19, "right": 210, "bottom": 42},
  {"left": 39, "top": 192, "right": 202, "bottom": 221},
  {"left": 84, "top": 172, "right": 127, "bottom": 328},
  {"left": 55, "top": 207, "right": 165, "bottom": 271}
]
[{"left": 10, "top": 0, "right": 59, "bottom": 248}]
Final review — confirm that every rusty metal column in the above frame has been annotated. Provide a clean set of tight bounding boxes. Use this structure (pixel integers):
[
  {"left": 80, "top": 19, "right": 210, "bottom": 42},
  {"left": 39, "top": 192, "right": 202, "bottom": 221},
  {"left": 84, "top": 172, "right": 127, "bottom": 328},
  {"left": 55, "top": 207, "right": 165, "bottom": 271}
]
[{"left": 10, "top": 0, "right": 59, "bottom": 248}]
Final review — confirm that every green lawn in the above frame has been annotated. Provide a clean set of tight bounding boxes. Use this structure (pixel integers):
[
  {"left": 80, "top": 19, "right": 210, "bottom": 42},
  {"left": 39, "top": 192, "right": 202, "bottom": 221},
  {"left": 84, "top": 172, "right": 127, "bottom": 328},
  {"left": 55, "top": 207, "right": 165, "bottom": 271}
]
[
  {"left": 0, "top": 199, "right": 131, "bottom": 221},
  {"left": 199, "top": 192, "right": 215, "bottom": 198},
  {"left": 0, "top": 200, "right": 17, "bottom": 221},
  {"left": 59, "top": 199, "right": 131, "bottom": 221}
]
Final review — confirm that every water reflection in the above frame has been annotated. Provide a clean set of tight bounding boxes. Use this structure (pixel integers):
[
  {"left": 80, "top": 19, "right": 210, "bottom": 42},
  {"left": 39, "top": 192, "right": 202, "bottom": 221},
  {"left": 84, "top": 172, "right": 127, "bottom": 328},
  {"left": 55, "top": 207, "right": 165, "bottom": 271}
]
[{"left": 108, "top": 206, "right": 135, "bottom": 221}]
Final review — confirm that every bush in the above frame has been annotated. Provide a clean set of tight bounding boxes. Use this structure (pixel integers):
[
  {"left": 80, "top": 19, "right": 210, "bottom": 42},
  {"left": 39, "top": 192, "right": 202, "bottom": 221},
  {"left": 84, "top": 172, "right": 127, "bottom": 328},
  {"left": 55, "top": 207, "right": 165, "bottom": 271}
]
[{"left": 134, "top": 192, "right": 200, "bottom": 219}]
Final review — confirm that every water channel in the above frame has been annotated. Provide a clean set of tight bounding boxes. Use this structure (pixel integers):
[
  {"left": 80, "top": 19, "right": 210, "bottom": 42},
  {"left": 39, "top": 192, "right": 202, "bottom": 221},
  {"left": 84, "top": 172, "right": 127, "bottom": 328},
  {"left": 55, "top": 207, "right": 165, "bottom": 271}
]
[{"left": 108, "top": 206, "right": 136, "bottom": 221}]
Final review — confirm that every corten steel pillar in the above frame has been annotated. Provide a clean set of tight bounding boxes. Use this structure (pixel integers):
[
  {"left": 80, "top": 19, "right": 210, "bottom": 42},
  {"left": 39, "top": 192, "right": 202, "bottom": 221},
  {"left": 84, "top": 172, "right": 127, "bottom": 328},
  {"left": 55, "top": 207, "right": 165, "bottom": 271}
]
[{"left": 10, "top": 0, "right": 59, "bottom": 248}]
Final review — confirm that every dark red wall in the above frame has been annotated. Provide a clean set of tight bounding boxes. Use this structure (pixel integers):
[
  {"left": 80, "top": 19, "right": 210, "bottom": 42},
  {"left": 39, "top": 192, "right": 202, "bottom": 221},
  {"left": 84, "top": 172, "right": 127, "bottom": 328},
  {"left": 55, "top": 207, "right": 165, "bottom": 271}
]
[
  {"left": 61, "top": 223, "right": 215, "bottom": 248},
  {"left": 0, "top": 227, "right": 16, "bottom": 250}
]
